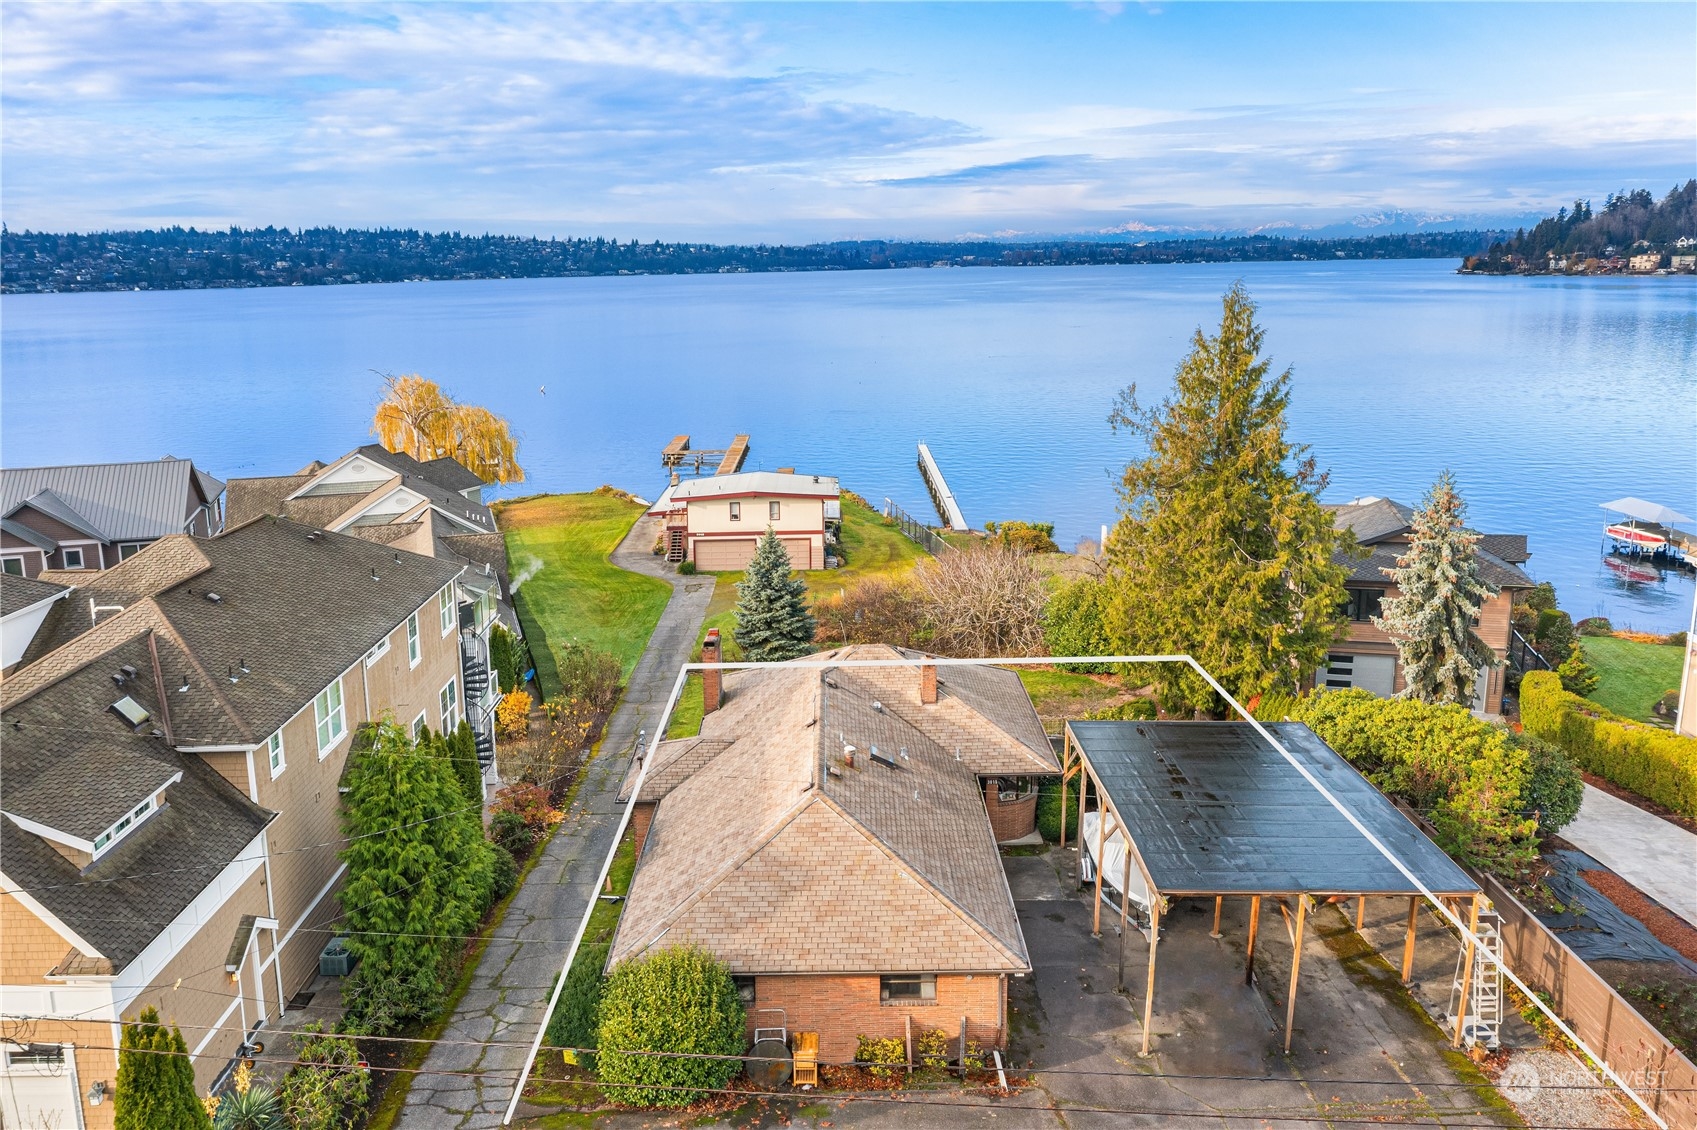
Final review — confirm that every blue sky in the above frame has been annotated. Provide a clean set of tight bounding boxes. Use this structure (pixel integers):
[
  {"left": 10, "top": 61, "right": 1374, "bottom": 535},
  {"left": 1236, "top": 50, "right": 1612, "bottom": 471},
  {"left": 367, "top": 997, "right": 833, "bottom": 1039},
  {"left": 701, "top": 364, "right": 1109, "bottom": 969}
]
[{"left": 3, "top": 2, "right": 1693, "bottom": 241}]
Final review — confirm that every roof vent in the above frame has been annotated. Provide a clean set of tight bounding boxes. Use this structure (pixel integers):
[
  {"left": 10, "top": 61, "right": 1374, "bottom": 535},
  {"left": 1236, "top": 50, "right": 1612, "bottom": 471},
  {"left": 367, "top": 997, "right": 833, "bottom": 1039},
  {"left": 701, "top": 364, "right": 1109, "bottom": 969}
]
[
  {"left": 110, "top": 696, "right": 150, "bottom": 730},
  {"left": 842, "top": 744, "right": 857, "bottom": 768},
  {"left": 306, "top": 531, "right": 322, "bottom": 541},
  {"left": 827, "top": 765, "right": 842, "bottom": 778},
  {"left": 204, "top": 592, "right": 221, "bottom": 604},
  {"left": 872, "top": 700, "right": 883, "bottom": 713},
  {"left": 870, "top": 745, "right": 897, "bottom": 768},
  {"left": 120, "top": 664, "right": 138, "bottom": 680}
]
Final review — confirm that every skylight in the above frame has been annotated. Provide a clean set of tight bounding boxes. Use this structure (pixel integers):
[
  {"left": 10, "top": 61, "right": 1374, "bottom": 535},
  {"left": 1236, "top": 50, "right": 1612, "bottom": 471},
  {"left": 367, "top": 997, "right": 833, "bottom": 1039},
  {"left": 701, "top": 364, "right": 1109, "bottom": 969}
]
[{"left": 109, "top": 696, "right": 150, "bottom": 729}]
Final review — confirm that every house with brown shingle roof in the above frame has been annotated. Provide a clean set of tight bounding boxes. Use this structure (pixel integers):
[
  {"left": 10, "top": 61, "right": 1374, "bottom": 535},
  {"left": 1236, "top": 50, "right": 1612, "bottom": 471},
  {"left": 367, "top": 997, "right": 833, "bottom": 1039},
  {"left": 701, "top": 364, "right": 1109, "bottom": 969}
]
[
  {"left": 1325, "top": 496, "right": 1534, "bottom": 715},
  {"left": 612, "top": 643, "right": 1058, "bottom": 1062},
  {"left": 225, "top": 444, "right": 515, "bottom": 770},
  {"left": 0, "top": 518, "right": 465, "bottom": 1125}
]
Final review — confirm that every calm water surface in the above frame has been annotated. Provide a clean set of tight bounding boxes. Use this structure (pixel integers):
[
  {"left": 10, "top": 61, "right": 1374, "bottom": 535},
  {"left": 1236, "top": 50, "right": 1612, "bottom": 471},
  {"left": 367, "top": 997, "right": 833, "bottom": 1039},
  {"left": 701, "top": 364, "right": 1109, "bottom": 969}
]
[{"left": 3, "top": 261, "right": 1693, "bottom": 630}]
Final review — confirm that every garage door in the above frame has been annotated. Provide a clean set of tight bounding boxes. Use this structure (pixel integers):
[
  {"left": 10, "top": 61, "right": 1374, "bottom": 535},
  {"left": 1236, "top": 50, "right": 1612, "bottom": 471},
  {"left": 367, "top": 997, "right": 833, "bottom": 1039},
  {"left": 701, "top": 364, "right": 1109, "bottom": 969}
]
[
  {"left": 1, "top": 1044, "right": 83, "bottom": 1129},
  {"left": 779, "top": 538, "right": 814, "bottom": 570},
  {"left": 693, "top": 538, "right": 758, "bottom": 572},
  {"left": 1321, "top": 653, "right": 1397, "bottom": 698}
]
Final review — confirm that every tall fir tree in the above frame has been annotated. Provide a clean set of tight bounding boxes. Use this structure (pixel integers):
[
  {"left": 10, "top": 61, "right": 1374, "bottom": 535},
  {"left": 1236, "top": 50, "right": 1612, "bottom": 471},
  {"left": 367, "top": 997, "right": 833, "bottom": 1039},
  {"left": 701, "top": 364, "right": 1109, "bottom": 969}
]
[
  {"left": 734, "top": 529, "right": 817, "bottom": 661},
  {"left": 338, "top": 721, "right": 495, "bottom": 1026},
  {"left": 114, "top": 1007, "right": 210, "bottom": 1130},
  {"left": 1103, "top": 284, "right": 1350, "bottom": 713},
  {"left": 1372, "top": 471, "right": 1500, "bottom": 705}
]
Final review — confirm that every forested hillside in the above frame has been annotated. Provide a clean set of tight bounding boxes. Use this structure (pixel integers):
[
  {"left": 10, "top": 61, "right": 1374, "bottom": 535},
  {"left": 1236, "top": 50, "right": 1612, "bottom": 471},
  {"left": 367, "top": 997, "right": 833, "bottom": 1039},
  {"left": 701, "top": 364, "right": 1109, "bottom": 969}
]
[{"left": 1468, "top": 180, "right": 1695, "bottom": 273}]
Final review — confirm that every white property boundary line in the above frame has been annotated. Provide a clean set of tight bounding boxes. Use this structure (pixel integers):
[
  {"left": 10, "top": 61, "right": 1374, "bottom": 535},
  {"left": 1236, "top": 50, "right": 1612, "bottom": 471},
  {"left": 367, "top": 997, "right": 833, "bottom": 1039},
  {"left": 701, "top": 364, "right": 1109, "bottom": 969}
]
[{"left": 503, "top": 655, "right": 1668, "bottom": 1128}]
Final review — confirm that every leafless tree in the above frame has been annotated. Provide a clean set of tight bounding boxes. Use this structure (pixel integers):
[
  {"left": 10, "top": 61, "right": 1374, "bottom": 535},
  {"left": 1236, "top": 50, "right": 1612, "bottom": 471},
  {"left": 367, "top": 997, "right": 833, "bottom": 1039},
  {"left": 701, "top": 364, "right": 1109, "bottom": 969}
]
[{"left": 914, "top": 543, "right": 1049, "bottom": 656}]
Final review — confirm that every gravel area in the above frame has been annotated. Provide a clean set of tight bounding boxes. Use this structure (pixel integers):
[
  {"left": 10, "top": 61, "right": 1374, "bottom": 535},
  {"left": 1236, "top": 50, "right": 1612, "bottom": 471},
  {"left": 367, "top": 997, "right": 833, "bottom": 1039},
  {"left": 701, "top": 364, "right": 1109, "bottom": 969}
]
[{"left": 1491, "top": 1048, "right": 1644, "bottom": 1129}]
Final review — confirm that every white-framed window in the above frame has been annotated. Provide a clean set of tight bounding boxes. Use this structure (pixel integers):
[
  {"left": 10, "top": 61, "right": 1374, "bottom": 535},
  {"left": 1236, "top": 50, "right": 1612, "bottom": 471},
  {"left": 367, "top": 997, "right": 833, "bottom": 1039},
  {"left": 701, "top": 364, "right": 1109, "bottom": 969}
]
[
  {"left": 439, "top": 677, "right": 460, "bottom": 732},
  {"left": 314, "top": 679, "right": 346, "bottom": 755},
  {"left": 61, "top": 547, "right": 84, "bottom": 569},
  {"left": 729, "top": 501, "right": 741, "bottom": 521},
  {"left": 1, "top": 557, "right": 22, "bottom": 576},
  {"left": 365, "top": 635, "right": 391, "bottom": 667},
  {"left": 119, "top": 542, "right": 147, "bottom": 560},
  {"left": 769, "top": 500, "right": 781, "bottom": 521},
  {"left": 880, "top": 973, "right": 937, "bottom": 1003},
  {"left": 412, "top": 711, "right": 429, "bottom": 741},
  {"left": 267, "top": 731, "right": 286, "bottom": 778},
  {"left": 407, "top": 612, "right": 421, "bottom": 667},
  {"left": 91, "top": 796, "right": 157, "bottom": 859},
  {"left": 439, "top": 587, "right": 454, "bottom": 636}
]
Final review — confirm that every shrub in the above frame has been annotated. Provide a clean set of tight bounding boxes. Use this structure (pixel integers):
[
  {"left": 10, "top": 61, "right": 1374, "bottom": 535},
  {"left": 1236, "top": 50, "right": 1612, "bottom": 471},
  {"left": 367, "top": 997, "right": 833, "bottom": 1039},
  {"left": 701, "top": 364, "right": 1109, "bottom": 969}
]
[
  {"left": 558, "top": 643, "right": 622, "bottom": 715},
  {"left": 595, "top": 946, "right": 746, "bottom": 1107},
  {"left": 1535, "top": 609, "right": 1576, "bottom": 665},
  {"left": 855, "top": 1035, "right": 907, "bottom": 1079},
  {"left": 212, "top": 1078, "right": 281, "bottom": 1130},
  {"left": 1289, "top": 690, "right": 1541, "bottom": 871},
  {"left": 1036, "top": 774, "right": 1081, "bottom": 843},
  {"left": 813, "top": 577, "right": 927, "bottom": 649},
  {"left": 1577, "top": 617, "right": 1614, "bottom": 637},
  {"left": 489, "top": 846, "right": 519, "bottom": 902},
  {"left": 1508, "top": 732, "right": 1584, "bottom": 833},
  {"left": 115, "top": 1007, "right": 209, "bottom": 1130},
  {"left": 914, "top": 1027, "right": 949, "bottom": 1070},
  {"left": 546, "top": 943, "right": 609, "bottom": 1065},
  {"left": 1251, "top": 693, "right": 1301, "bottom": 722},
  {"left": 961, "top": 1039, "right": 988, "bottom": 1073},
  {"left": 341, "top": 965, "right": 442, "bottom": 1036},
  {"left": 1084, "top": 699, "right": 1157, "bottom": 721},
  {"left": 1521, "top": 670, "right": 1697, "bottom": 818},
  {"left": 1669, "top": 630, "right": 1688, "bottom": 649},
  {"left": 1556, "top": 646, "right": 1599, "bottom": 697},
  {"left": 490, "top": 810, "right": 533, "bottom": 858},
  {"left": 495, "top": 690, "right": 532, "bottom": 739},
  {"left": 985, "top": 520, "right": 1060, "bottom": 554},
  {"left": 677, "top": 560, "right": 697, "bottom": 575},
  {"left": 280, "top": 1024, "right": 368, "bottom": 1130},
  {"left": 490, "top": 623, "right": 524, "bottom": 694},
  {"left": 1041, "top": 576, "right": 1114, "bottom": 672}
]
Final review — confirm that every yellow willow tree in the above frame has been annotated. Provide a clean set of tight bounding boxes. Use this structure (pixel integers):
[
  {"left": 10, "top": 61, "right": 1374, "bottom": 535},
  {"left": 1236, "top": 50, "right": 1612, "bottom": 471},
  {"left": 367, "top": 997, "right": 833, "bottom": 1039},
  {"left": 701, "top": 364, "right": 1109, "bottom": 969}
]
[{"left": 372, "top": 374, "right": 525, "bottom": 484}]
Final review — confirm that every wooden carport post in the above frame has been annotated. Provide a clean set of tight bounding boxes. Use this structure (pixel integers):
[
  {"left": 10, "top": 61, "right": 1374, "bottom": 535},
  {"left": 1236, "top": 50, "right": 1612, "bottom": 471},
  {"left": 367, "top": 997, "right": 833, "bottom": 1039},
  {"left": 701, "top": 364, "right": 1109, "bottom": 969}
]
[
  {"left": 1210, "top": 896, "right": 1224, "bottom": 939},
  {"left": 1116, "top": 849, "right": 1132, "bottom": 991},
  {"left": 1282, "top": 895, "right": 1308, "bottom": 1054},
  {"left": 1400, "top": 897, "right": 1419, "bottom": 982},
  {"left": 1243, "top": 895, "right": 1261, "bottom": 985},
  {"left": 1139, "top": 896, "right": 1161, "bottom": 1056},
  {"left": 1452, "top": 894, "right": 1482, "bottom": 1047}
]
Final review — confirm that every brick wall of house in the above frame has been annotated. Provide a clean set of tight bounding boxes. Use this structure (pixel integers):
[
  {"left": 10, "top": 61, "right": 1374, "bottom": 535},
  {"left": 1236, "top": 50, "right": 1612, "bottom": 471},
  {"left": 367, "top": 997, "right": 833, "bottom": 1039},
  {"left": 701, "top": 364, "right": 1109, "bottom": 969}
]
[
  {"left": 983, "top": 781, "right": 1037, "bottom": 843},
  {"left": 748, "top": 973, "right": 1005, "bottom": 1064},
  {"left": 629, "top": 802, "right": 655, "bottom": 859}
]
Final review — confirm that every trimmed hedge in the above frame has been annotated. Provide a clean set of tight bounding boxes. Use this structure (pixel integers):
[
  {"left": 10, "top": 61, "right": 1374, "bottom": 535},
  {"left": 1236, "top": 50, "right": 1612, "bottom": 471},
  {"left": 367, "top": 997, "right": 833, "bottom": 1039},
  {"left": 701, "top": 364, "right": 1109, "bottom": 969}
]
[
  {"left": 596, "top": 945, "right": 745, "bottom": 1107},
  {"left": 1036, "top": 775, "right": 1081, "bottom": 843},
  {"left": 1520, "top": 670, "right": 1697, "bottom": 818}
]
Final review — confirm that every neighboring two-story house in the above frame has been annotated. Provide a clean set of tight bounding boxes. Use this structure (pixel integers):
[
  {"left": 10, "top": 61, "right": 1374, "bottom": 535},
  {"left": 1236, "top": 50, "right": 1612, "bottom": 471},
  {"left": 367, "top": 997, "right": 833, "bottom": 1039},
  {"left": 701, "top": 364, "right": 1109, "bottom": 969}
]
[
  {"left": 0, "top": 518, "right": 464, "bottom": 1129},
  {"left": 1323, "top": 496, "right": 1534, "bottom": 716},
  {"left": 225, "top": 444, "right": 513, "bottom": 771},
  {"left": 1, "top": 458, "right": 226, "bottom": 578},
  {"left": 650, "top": 470, "right": 841, "bottom": 571}
]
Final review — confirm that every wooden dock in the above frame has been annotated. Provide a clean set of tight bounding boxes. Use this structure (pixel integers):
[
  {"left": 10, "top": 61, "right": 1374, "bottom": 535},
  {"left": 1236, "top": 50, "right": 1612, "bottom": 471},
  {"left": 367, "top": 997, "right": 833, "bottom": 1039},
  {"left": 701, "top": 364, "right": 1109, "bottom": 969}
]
[
  {"left": 716, "top": 434, "right": 750, "bottom": 475},
  {"left": 917, "top": 443, "right": 969, "bottom": 532}
]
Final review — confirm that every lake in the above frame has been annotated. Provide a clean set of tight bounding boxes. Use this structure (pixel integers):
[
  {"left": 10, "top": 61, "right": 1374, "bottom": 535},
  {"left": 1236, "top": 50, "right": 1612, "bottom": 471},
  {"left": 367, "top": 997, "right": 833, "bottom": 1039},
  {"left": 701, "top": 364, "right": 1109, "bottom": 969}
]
[{"left": 3, "top": 261, "right": 1693, "bottom": 631}]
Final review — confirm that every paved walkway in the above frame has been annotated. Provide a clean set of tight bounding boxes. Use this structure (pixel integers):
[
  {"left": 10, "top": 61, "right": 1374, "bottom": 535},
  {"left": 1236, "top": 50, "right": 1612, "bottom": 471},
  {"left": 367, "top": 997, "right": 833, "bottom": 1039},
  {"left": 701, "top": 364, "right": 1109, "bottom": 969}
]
[
  {"left": 1561, "top": 784, "right": 1697, "bottom": 926},
  {"left": 401, "top": 515, "right": 713, "bottom": 1128}
]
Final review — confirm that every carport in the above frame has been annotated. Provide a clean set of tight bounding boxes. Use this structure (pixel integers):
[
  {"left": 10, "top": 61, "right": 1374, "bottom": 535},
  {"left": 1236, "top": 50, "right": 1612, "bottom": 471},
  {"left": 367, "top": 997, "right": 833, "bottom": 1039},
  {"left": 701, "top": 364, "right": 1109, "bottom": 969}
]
[{"left": 1059, "top": 720, "right": 1481, "bottom": 1055}]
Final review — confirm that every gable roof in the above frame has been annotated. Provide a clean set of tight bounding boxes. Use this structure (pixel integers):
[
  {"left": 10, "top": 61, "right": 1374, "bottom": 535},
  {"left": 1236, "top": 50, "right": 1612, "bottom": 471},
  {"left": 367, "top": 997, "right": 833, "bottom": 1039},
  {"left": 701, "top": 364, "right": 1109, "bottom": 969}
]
[
  {"left": 1327, "top": 498, "right": 1533, "bottom": 590},
  {"left": 228, "top": 447, "right": 496, "bottom": 537},
  {"left": 0, "top": 458, "right": 222, "bottom": 543},
  {"left": 1, "top": 516, "right": 60, "bottom": 552},
  {"left": 610, "top": 647, "right": 1051, "bottom": 975},
  {"left": 1327, "top": 497, "right": 1414, "bottom": 546},
  {"left": 1, "top": 574, "right": 69, "bottom": 619}
]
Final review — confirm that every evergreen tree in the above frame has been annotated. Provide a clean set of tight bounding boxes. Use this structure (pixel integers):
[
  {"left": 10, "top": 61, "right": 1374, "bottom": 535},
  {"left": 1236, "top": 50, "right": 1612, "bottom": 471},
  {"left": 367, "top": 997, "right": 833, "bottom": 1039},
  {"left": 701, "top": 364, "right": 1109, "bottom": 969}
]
[
  {"left": 734, "top": 529, "right": 816, "bottom": 661},
  {"left": 338, "top": 722, "right": 495, "bottom": 1029},
  {"left": 115, "top": 1007, "right": 210, "bottom": 1130},
  {"left": 1103, "top": 284, "right": 1350, "bottom": 714},
  {"left": 451, "top": 719, "right": 483, "bottom": 805},
  {"left": 1373, "top": 471, "right": 1500, "bottom": 706}
]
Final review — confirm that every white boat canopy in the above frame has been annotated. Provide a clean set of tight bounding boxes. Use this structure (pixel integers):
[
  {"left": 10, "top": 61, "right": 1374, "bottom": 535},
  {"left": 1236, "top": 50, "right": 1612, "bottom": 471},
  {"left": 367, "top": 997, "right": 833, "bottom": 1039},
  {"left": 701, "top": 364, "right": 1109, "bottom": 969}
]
[
  {"left": 1078, "top": 809, "right": 1152, "bottom": 918},
  {"left": 1600, "top": 497, "right": 1694, "bottom": 528}
]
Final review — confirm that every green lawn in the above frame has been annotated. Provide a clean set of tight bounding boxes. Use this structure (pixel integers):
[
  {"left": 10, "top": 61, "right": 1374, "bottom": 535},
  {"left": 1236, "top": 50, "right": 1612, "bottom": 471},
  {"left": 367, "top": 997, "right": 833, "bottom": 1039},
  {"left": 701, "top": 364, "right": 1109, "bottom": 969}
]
[
  {"left": 1580, "top": 635, "right": 1685, "bottom": 722},
  {"left": 1016, "top": 668, "right": 1145, "bottom": 733},
  {"left": 497, "top": 493, "right": 672, "bottom": 699}
]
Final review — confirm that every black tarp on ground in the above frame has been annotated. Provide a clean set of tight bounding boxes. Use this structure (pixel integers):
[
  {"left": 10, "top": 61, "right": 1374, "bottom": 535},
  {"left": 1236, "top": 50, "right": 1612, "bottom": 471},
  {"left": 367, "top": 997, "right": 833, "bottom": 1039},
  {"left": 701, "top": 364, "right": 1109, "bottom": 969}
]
[
  {"left": 1537, "top": 848, "right": 1697, "bottom": 972},
  {"left": 1067, "top": 721, "right": 1478, "bottom": 898}
]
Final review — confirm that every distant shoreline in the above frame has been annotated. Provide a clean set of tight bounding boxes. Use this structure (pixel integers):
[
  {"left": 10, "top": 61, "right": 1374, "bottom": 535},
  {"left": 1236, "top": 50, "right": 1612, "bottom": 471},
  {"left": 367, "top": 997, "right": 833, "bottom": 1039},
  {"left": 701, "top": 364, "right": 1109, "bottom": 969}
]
[{"left": 1, "top": 226, "right": 1501, "bottom": 295}]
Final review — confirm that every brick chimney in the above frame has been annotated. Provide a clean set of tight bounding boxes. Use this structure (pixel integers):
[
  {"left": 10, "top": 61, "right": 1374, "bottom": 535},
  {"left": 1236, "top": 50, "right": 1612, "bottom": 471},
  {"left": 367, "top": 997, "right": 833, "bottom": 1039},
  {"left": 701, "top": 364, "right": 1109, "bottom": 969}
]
[
  {"left": 702, "top": 629, "right": 722, "bottom": 714},
  {"left": 920, "top": 656, "right": 938, "bottom": 705}
]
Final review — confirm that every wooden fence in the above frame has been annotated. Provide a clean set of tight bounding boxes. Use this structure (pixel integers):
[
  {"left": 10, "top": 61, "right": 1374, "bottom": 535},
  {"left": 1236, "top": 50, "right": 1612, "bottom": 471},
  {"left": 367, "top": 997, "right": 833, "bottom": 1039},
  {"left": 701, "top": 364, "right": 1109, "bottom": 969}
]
[{"left": 1479, "top": 870, "right": 1697, "bottom": 1126}]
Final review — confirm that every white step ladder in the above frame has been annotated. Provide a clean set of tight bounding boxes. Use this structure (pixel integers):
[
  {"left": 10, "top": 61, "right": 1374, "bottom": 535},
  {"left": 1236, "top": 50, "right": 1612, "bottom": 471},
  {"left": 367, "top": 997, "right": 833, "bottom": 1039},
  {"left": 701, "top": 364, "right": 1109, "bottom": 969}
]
[{"left": 1446, "top": 905, "right": 1503, "bottom": 1049}]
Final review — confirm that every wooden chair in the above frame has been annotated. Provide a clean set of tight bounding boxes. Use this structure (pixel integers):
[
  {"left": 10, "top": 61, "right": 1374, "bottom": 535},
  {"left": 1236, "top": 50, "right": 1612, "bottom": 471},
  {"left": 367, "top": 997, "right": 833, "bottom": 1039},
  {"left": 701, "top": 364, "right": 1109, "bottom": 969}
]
[{"left": 791, "top": 1031, "right": 819, "bottom": 1087}]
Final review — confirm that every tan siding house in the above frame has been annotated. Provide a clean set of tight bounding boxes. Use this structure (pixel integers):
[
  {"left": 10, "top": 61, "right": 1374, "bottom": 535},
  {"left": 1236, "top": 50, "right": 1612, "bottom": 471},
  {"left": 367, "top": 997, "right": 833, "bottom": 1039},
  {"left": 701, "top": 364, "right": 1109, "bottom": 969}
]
[
  {"left": 0, "top": 518, "right": 463, "bottom": 1126},
  {"left": 655, "top": 471, "right": 840, "bottom": 571}
]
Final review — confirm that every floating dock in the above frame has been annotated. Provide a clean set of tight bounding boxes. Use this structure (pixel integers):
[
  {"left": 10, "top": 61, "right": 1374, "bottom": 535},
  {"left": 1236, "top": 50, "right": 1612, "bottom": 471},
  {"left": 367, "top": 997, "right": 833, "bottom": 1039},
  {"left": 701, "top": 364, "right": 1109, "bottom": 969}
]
[
  {"left": 917, "top": 442, "right": 969, "bottom": 532},
  {"left": 661, "top": 433, "right": 751, "bottom": 477},
  {"left": 717, "top": 434, "right": 750, "bottom": 476}
]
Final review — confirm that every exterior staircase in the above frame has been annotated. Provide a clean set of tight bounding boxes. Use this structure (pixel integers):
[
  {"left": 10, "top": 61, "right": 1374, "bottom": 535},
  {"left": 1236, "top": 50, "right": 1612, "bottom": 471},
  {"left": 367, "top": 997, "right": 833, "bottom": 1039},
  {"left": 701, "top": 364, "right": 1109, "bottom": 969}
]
[{"left": 461, "top": 649, "right": 496, "bottom": 769}]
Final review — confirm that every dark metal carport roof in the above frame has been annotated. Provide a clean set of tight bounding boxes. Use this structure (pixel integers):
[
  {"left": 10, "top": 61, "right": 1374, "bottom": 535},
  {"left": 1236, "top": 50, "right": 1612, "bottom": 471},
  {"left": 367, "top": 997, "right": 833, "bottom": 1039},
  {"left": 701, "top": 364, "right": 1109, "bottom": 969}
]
[{"left": 1066, "top": 720, "right": 1478, "bottom": 898}]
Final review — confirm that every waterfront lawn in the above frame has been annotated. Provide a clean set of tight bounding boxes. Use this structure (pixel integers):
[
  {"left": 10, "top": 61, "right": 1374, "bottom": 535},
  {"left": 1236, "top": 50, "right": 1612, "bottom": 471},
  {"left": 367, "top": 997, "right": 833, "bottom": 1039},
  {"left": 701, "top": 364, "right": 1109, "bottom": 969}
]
[
  {"left": 497, "top": 493, "right": 671, "bottom": 699},
  {"left": 1580, "top": 635, "right": 1685, "bottom": 722}
]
